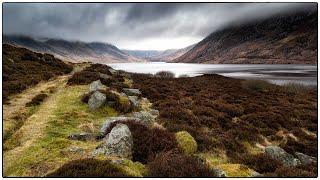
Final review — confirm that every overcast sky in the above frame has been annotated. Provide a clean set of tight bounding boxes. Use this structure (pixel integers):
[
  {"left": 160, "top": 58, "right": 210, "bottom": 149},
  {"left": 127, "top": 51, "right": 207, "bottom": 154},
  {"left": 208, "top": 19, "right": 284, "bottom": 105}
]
[{"left": 3, "top": 3, "right": 316, "bottom": 50}]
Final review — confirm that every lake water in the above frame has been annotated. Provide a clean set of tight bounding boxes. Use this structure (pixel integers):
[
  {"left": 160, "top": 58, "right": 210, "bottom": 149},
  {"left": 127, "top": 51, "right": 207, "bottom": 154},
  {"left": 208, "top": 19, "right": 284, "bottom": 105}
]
[{"left": 108, "top": 62, "right": 317, "bottom": 86}]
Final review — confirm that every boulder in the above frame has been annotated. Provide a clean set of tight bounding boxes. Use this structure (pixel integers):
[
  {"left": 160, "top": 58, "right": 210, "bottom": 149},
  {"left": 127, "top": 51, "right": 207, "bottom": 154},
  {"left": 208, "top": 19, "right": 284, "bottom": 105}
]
[
  {"left": 88, "top": 91, "right": 106, "bottom": 110},
  {"left": 149, "top": 109, "right": 159, "bottom": 116},
  {"left": 105, "top": 123, "right": 133, "bottom": 159},
  {"left": 211, "top": 167, "right": 226, "bottom": 177},
  {"left": 265, "top": 146, "right": 301, "bottom": 166},
  {"left": 68, "top": 133, "right": 96, "bottom": 141},
  {"left": 89, "top": 80, "right": 106, "bottom": 92},
  {"left": 122, "top": 88, "right": 142, "bottom": 96},
  {"left": 132, "top": 111, "right": 156, "bottom": 126},
  {"left": 100, "top": 116, "right": 140, "bottom": 135},
  {"left": 295, "top": 152, "right": 317, "bottom": 165},
  {"left": 175, "top": 131, "right": 197, "bottom": 154},
  {"left": 128, "top": 96, "right": 140, "bottom": 109}
]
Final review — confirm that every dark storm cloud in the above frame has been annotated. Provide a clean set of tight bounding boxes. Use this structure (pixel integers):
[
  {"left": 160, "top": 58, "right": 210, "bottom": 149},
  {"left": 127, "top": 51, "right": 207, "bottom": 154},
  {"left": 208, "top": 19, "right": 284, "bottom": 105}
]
[{"left": 3, "top": 3, "right": 316, "bottom": 50}]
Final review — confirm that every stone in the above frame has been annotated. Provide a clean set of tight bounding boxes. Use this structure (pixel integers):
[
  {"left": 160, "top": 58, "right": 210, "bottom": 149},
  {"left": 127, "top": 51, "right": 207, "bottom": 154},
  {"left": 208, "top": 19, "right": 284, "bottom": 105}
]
[
  {"left": 99, "top": 73, "right": 112, "bottom": 80},
  {"left": 122, "top": 88, "right": 142, "bottom": 96},
  {"left": 89, "top": 80, "right": 106, "bottom": 92},
  {"left": 88, "top": 91, "right": 106, "bottom": 110},
  {"left": 105, "top": 123, "right": 133, "bottom": 159},
  {"left": 211, "top": 167, "right": 226, "bottom": 177},
  {"left": 109, "top": 69, "right": 117, "bottom": 75},
  {"left": 149, "top": 109, "right": 159, "bottom": 116},
  {"left": 100, "top": 116, "right": 140, "bottom": 135},
  {"left": 132, "top": 111, "right": 156, "bottom": 126},
  {"left": 175, "top": 131, "right": 197, "bottom": 154},
  {"left": 295, "top": 152, "right": 317, "bottom": 165},
  {"left": 128, "top": 96, "right": 140, "bottom": 109},
  {"left": 68, "top": 133, "right": 96, "bottom": 141},
  {"left": 265, "top": 146, "right": 301, "bottom": 166},
  {"left": 69, "top": 146, "right": 84, "bottom": 153}
]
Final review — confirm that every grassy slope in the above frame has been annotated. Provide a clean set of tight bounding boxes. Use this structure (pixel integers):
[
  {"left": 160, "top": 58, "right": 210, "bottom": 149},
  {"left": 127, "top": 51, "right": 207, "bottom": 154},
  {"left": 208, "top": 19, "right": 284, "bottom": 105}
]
[{"left": 4, "top": 84, "right": 117, "bottom": 177}]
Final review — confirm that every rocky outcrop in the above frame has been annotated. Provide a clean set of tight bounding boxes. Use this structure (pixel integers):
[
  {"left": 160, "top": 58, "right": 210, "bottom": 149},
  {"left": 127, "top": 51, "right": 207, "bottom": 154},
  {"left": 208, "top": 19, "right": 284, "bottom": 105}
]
[
  {"left": 265, "top": 146, "right": 300, "bottom": 167},
  {"left": 295, "top": 152, "right": 317, "bottom": 165},
  {"left": 88, "top": 91, "right": 106, "bottom": 110},
  {"left": 89, "top": 80, "right": 106, "bottom": 92},
  {"left": 104, "top": 123, "right": 133, "bottom": 159}
]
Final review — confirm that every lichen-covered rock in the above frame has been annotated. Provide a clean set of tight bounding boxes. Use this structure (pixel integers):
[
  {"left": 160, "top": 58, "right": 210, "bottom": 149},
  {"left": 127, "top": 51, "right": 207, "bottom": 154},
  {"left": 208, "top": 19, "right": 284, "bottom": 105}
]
[
  {"left": 175, "top": 131, "right": 197, "bottom": 154},
  {"left": 295, "top": 152, "right": 317, "bottom": 165},
  {"left": 132, "top": 111, "right": 156, "bottom": 126},
  {"left": 128, "top": 96, "right": 140, "bottom": 109},
  {"left": 149, "top": 109, "right": 159, "bottom": 116},
  {"left": 211, "top": 167, "right": 226, "bottom": 177},
  {"left": 265, "top": 146, "right": 301, "bottom": 167},
  {"left": 89, "top": 80, "right": 106, "bottom": 92},
  {"left": 105, "top": 123, "right": 133, "bottom": 159},
  {"left": 122, "top": 88, "right": 142, "bottom": 96},
  {"left": 100, "top": 117, "right": 140, "bottom": 135},
  {"left": 88, "top": 91, "right": 106, "bottom": 110}
]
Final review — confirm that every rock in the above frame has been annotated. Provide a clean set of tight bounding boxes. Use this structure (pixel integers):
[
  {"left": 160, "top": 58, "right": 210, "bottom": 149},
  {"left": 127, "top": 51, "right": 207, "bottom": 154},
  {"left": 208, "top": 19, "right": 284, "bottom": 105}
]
[
  {"left": 68, "top": 133, "right": 96, "bottom": 141},
  {"left": 69, "top": 146, "right": 84, "bottom": 153},
  {"left": 295, "top": 152, "right": 317, "bottom": 165},
  {"left": 149, "top": 109, "right": 159, "bottom": 116},
  {"left": 128, "top": 96, "right": 140, "bottom": 109},
  {"left": 99, "top": 73, "right": 112, "bottom": 80},
  {"left": 265, "top": 146, "right": 301, "bottom": 166},
  {"left": 132, "top": 111, "right": 156, "bottom": 126},
  {"left": 211, "top": 167, "right": 226, "bottom": 177},
  {"left": 88, "top": 91, "right": 106, "bottom": 110},
  {"left": 105, "top": 123, "right": 133, "bottom": 159},
  {"left": 89, "top": 80, "right": 106, "bottom": 92},
  {"left": 122, "top": 88, "right": 142, "bottom": 96},
  {"left": 100, "top": 116, "right": 140, "bottom": 135},
  {"left": 175, "top": 131, "right": 197, "bottom": 154},
  {"left": 109, "top": 69, "right": 117, "bottom": 75}
]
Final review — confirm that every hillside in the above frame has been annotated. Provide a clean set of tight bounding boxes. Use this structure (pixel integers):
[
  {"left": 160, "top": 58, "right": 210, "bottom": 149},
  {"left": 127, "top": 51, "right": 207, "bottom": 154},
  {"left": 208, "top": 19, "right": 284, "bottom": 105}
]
[
  {"left": 123, "top": 44, "right": 194, "bottom": 62},
  {"left": 3, "top": 44, "right": 73, "bottom": 103},
  {"left": 174, "top": 10, "right": 317, "bottom": 64},
  {"left": 3, "top": 35, "right": 145, "bottom": 63}
]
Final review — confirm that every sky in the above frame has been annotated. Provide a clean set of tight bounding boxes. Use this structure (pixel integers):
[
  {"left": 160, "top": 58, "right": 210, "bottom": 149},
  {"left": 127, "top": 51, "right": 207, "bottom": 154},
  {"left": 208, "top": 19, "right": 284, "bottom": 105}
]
[{"left": 3, "top": 3, "right": 316, "bottom": 50}]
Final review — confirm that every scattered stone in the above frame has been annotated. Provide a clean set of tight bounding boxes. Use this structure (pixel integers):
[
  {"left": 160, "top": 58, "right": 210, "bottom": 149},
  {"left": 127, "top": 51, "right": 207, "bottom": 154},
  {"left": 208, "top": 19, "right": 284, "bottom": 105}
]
[
  {"left": 122, "top": 88, "right": 142, "bottom": 96},
  {"left": 89, "top": 80, "right": 106, "bottom": 92},
  {"left": 132, "top": 111, "right": 156, "bottom": 126},
  {"left": 88, "top": 91, "right": 106, "bottom": 110},
  {"left": 105, "top": 123, "right": 133, "bottom": 159},
  {"left": 211, "top": 167, "right": 226, "bottom": 177},
  {"left": 68, "top": 133, "right": 96, "bottom": 141},
  {"left": 100, "top": 116, "right": 140, "bottom": 135},
  {"left": 265, "top": 146, "right": 301, "bottom": 166},
  {"left": 99, "top": 73, "right": 112, "bottom": 80},
  {"left": 69, "top": 146, "right": 84, "bottom": 153},
  {"left": 295, "top": 152, "right": 317, "bottom": 165},
  {"left": 149, "top": 109, "right": 159, "bottom": 116},
  {"left": 175, "top": 131, "right": 197, "bottom": 154},
  {"left": 128, "top": 96, "right": 140, "bottom": 109}
]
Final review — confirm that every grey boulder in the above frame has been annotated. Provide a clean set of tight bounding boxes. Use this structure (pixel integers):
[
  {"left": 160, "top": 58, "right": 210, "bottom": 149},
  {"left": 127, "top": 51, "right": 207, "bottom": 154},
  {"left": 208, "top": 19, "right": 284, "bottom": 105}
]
[
  {"left": 132, "top": 111, "right": 156, "bottom": 126},
  {"left": 211, "top": 167, "right": 226, "bottom": 177},
  {"left": 105, "top": 123, "right": 133, "bottom": 159},
  {"left": 128, "top": 96, "right": 140, "bottom": 109},
  {"left": 89, "top": 80, "right": 106, "bottom": 92},
  {"left": 295, "top": 152, "right": 317, "bottom": 165},
  {"left": 265, "top": 146, "right": 301, "bottom": 167},
  {"left": 100, "top": 116, "right": 140, "bottom": 135},
  {"left": 88, "top": 91, "right": 106, "bottom": 110},
  {"left": 122, "top": 88, "right": 142, "bottom": 96}
]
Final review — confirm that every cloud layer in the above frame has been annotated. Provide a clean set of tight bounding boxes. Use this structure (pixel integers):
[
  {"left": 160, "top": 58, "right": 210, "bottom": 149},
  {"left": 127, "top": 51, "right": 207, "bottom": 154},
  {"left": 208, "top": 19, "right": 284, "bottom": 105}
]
[{"left": 3, "top": 3, "right": 316, "bottom": 50}]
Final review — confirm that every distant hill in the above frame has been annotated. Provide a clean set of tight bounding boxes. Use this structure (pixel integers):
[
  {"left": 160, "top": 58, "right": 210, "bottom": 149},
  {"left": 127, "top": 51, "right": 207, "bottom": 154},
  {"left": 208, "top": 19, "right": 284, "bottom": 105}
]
[
  {"left": 123, "top": 44, "right": 195, "bottom": 62},
  {"left": 174, "top": 10, "right": 317, "bottom": 64},
  {"left": 3, "top": 35, "right": 145, "bottom": 63}
]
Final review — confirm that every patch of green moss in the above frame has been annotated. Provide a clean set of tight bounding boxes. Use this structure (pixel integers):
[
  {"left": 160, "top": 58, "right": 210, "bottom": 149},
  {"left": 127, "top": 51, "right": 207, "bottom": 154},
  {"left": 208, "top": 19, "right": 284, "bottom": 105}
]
[
  {"left": 217, "top": 164, "right": 256, "bottom": 177},
  {"left": 118, "top": 159, "right": 148, "bottom": 177},
  {"left": 196, "top": 152, "right": 228, "bottom": 167},
  {"left": 4, "top": 85, "right": 118, "bottom": 177},
  {"left": 175, "top": 131, "right": 197, "bottom": 154}
]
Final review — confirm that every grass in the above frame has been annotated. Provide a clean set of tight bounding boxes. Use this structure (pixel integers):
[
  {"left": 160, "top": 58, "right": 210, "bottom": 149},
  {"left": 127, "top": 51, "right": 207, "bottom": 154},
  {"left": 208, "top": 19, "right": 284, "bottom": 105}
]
[{"left": 4, "top": 85, "right": 117, "bottom": 177}]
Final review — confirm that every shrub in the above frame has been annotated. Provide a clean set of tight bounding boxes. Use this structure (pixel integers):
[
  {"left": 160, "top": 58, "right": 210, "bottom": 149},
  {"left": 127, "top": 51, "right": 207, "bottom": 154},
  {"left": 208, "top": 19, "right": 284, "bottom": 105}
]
[
  {"left": 46, "top": 158, "right": 127, "bottom": 177},
  {"left": 147, "top": 150, "right": 216, "bottom": 177},
  {"left": 67, "top": 71, "right": 100, "bottom": 85},
  {"left": 155, "top": 71, "right": 175, "bottom": 78},
  {"left": 105, "top": 121, "right": 178, "bottom": 164},
  {"left": 242, "top": 153, "right": 282, "bottom": 173},
  {"left": 175, "top": 131, "right": 197, "bottom": 154},
  {"left": 26, "top": 93, "right": 48, "bottom": 107},
  {"left": 265, "top": 165, "right": 317, "bottom": 177},
  {"left": 241, "top": 80, "right": 270, "bottom": 92},
  {"left": 114, "top": 95, "right": 133, "bottom": 113}
]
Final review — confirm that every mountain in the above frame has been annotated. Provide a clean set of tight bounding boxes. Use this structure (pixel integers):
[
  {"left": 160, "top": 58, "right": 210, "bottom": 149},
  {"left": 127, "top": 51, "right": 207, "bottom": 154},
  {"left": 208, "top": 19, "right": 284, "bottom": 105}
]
[
  {"left": 123, "top": 44, "right": 195, "bottom": 62},
  {"left": 174, "top": 10, "right": 317, "bottom": 64},
  {"left": 3, "top": 35, "right": 145, "bottom": 63}
]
